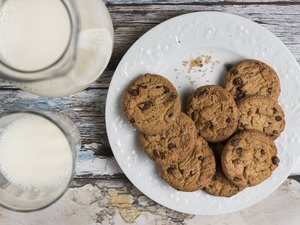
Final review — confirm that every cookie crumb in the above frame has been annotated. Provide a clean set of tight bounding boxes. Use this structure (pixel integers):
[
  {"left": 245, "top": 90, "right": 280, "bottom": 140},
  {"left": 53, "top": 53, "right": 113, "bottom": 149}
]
[
  {"left": 205, "top": 55, "right": 212, "bottom": 64},
  {"left": 188, "top": 57, "right": 203, "bottom": 72}
]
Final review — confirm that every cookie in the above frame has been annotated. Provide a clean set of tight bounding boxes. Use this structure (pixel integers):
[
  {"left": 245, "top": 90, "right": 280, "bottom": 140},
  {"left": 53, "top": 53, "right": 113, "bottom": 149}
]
[
  {"left": 238, "top": 96, "right": 285, "bottom": 139},
  {"left": 123, "top": 74, "right": 181, "bottom": 135},
  {"left": 221, "top": 130, "right": 279, "bottom": 187},
  {"left": 224, "top": 59, "right": 280, "bottom": 101},
  {"left": 160, "top": 136, "right": 216, "bottom": 192},
  {"left": 205, "top": 142, "right": 244, "bottom": 197},
  {"left": 187, "top": 85, "right": 239, "bottom": 142},
  {"left": 204, "top": 166, "right": 244, "bottom": 197},
  {"left": 139, "top": 112, "right": 197, "bottom": 165}
]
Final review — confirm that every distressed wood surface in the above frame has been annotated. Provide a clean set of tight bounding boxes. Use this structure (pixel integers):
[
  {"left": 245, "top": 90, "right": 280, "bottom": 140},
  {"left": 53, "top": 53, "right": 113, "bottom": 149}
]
[
  {"left": 104, "top": 0, "right": 300, "bottom": 4},
  {"left": 0, "top": 1, "right": 300, "bottom": 224},
  {"left": 0, "top": 178, "right": 299, "bottom": 225}
]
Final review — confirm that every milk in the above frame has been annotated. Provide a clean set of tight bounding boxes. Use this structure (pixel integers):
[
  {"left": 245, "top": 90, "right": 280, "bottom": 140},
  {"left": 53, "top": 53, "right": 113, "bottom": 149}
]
[
  {"left": 0, "top": 0, "right": 71, "bottom": 71},
  {"left": 0, "top": 114, "right": 73, "bottom": 191},
  {"left": 19, "top": 0, "right": 114, "bottom": 96}
]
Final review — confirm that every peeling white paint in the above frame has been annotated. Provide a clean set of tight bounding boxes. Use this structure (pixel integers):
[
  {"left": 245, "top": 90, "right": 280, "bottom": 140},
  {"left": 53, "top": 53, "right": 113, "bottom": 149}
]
[
  {"left": 0, "top": 180, "right": 299, "bottom": 225},
  {"left": 76, "top": 157, "right": 122, "bottom": 176}
]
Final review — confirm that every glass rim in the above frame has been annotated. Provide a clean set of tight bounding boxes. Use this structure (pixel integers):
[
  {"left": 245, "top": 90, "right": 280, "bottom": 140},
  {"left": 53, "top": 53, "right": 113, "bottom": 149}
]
[
  {"left": 0, "top": 110, "right": 78, "bottom": 212},
  {"left": 0, "top": 0, "right": 80, "bottom": 82}
]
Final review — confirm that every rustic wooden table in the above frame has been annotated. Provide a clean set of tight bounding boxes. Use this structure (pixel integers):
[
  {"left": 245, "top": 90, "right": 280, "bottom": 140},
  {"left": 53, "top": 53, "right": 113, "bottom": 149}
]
[{"left": 0, "top": 0, "right": 300, "bottom": 224}]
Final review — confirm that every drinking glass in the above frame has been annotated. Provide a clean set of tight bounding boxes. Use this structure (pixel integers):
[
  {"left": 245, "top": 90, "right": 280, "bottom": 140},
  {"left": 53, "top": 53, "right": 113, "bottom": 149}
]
[{"left": 0, "top": 111, "right": 81, "bottom": 211}]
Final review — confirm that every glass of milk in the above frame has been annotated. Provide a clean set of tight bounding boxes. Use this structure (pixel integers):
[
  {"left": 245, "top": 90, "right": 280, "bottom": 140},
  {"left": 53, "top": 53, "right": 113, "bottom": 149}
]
[
  {"left": 0, "top": 0, "right": 113, "bottom": 96},
  {"left": 0, "top": 111, "right": 81, "bottom": 211}
]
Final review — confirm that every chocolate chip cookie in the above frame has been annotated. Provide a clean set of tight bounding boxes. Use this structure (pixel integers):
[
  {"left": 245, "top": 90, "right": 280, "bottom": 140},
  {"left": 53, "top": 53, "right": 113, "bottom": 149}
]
[
  {"left": 204, "top": 166, "right": 244, "bottom": 197},
  {"left": 205, "top": 143, "right": 244, "bottom": 197},
  {"left": 187, "top": 85, "right": 239, "bottom": 142},
  {"left": 160, "top": 136, "right": 216, "bottom": 192},
  {"left": 123, "top": 74, "right": 181, "bottom": 135},
  {"left": 221, "top": 130, "right": 279, "bottom": 187},
  {"left": 139, "top": 112, "right": 197, "bottom": 166},
  {"left": 224, "top": 59, "right": 280, "bottom": 101},
  {"left": 238, "top": 95, "right": 285, "bottom": 139}
]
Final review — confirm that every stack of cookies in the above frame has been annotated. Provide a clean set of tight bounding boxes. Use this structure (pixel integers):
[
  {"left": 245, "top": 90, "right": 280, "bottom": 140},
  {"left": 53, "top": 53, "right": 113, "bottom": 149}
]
[
  {"left": 123, "top": 74, "right": 216, "bottom": 192},
  {"left": 122, "top": 59, "right": 285, "bottom": 197}
]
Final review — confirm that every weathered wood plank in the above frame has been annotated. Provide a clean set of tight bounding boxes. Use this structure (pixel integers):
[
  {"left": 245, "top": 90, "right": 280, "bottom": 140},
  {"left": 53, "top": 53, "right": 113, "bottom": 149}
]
[
  {"left": 0, "top": 90, "right": 112, "bottom": 155},
  {"left": 1, "top": 4, "right": 300, "bottom": 90},
  {"left": 0, "top": 178, "right": 299, "bottom": 224},
  {"left": 105, "top": 0, "right": 222, "bottom": 4},
  {"left": 105, "top": 0, "right": 300, "bottom": 4}
]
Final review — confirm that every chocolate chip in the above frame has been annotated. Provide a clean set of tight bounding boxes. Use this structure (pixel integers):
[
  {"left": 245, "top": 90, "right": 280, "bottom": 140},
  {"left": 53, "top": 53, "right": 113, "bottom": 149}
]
[
  {"left": 167, "top": 93, "right": 177, "bottom": 102},
  {"left": 267, "top": 87, "right": 272, "bottom": 94},
  {"left": 225, "top": 63, "right": 233, "bottom": 71},
  {"left": 212, "top": 174, "right": 217, "bottom": 181},
  {"left": 275, "top": 116, "right": 282, "bottom": 121},
  {"left": 236, "top": 88, "right": 245, "bottom": 99},
  {"left": 231, "top": 69, "right": 238, "bottom": 75},
  {"left": 236, "top": 147, "right": 244, "bottom": 157},
  {"left": 205, "top": 121, "right": 213, "bottom": 129},
  {"left": 189, "top": 171, "right": 195, "bottom": 176},
  {"left": 260, "top": 149, "right": 265, "bottom": 155},
  {"left": 167, "top": 167, "right": 176, "bottom": 175},
  {"left": 130, "top": 118, "right": 135, "bottom": 123},
  {"left": 233, "top": 77, "right": 243, "bottom": 86},
  {"left": 168, "top": 143, "right": 176, "bottom": 150},
  {"left": 256, "top": 108, "right": 259, "bottom": 114},
  {"left": 128, "top": 89, "right": 139, "bottom": 96},
  {"left": 153, "top": 149, "right": 159, "bottom": 158},
  {"left": 226, "top": 118, "right": 231, "bottom": 123},
  {"left": 179, "top": 169, "right": 184, "bottom": 175},
  {"left": 272, "top": 156, "right": 280, "bottom": 165},
  {"left": 198, "top": 155, "right": 204, "bottom": 161},
  {"left": 272, "top": 130, "right": 278, "bottom": 135},
  {"left": 168, "top": 112, "right": 174, "bottom": 118},
  {"left": 231, "top": 138, "right": 239, "bottom": 146},
  {"left": 160, "top": 152, "right": 166, "bottom": 160},
  {"left": 208, "top": 184, "right": 213, "bottom": 189},
  {"left": 273, "top": 107, "right": 278, "bottom": 114},
  {"left": 194, "top": 89, "right": 208, "bottom": 97},
  {"left": 233, "top": 177, "right": 241, "bottom": 182},
  {"left": 163, "top": 86, "right": 169, "bottom": 93},
  {"left": 138, "top": 101, "right": 152, "bottom": 110},
  {"left": 138, "top": 84, "right": 147, "bottom": 89},
  {"left": 232, "top": 159, "right": 239, "bottom": 166}
]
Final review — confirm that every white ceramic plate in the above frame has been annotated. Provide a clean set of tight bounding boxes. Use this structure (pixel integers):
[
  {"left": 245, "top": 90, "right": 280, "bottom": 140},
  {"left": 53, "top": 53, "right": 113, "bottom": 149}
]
[{"left": 105, "top": 12, "right": 300, "bottom": 215}]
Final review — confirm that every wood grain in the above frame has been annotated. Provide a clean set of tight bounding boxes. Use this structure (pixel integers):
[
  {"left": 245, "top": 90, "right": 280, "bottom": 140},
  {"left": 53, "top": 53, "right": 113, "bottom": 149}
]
[
  {"left": 105, "top": 0, "right": 300, "bottom": 4},
  {"left": 0, "top": 2, "right": 300, "bottom": 176}
]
